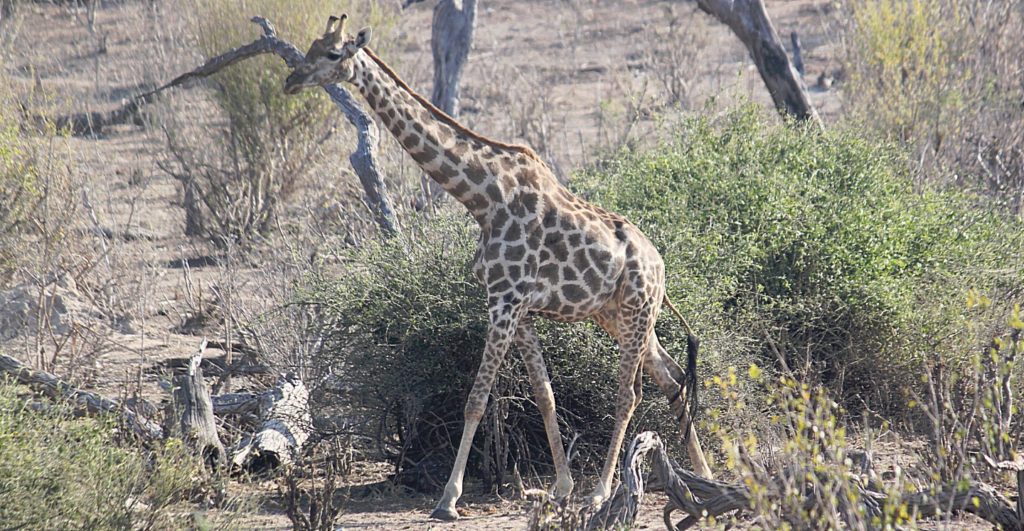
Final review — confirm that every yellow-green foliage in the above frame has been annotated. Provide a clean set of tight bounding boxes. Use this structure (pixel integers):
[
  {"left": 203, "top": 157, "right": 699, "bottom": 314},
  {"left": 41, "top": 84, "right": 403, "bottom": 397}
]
[
  {"left": 0, "top": 83, "right": 75, "bottom": 287},
  {"left": 0, "top": 382, "right": 204, "bottom": 530},
  {"left": 845, "top": 0, "right": 970, "bottom": 142},
  {"left": 710, "top": 300, "right": 1023, "bottom": 529},
  {"left": 843, "top": 0, "right": 1024, "bottom": 209},
  {"left": 0, "top": 102, "right": 40, "bottom": 283}
]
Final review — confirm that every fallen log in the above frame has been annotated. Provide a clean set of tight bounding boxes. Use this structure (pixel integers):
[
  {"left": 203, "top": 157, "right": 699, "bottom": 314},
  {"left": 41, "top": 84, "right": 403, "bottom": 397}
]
[
  {"left": 148, "top": 342, "right": 270, "bottom": 379},
  {"left": 172, "top": 341, "right": 226, "bottom": 469},
  {"left": 0, "top": 353, "right": 164, "bottom": 440},
  {"left": 211, "top": 391, "right": 264, "bottom": 417},
  {"left": 230, "top": 375, "right": 311, "bottom": 474}
]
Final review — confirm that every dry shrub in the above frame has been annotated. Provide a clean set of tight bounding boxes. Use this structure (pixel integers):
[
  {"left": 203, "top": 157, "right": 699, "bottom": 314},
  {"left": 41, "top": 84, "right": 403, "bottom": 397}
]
[
  {"left": 714, "top": 300, "right": 1022, "bottom": 529},
  {"left": 159, "top": 0, "right": 394, "bottom": 249},
  {"left": 842, "top": 0, "right": 1024, "bottom": 212}
]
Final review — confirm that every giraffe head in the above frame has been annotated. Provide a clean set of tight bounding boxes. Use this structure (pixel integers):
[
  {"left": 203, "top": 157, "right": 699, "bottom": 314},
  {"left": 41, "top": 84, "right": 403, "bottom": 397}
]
[{"left": 283, "top": 14, "right": 371, "bottom": 95}]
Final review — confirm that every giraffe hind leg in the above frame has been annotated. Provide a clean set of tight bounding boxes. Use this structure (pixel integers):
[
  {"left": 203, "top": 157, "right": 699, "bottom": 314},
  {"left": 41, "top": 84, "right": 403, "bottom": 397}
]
[
  {"left": 647, "top": 335, "right": 713, "bottom": 479},
  {"left": 514, "top": 315, "right": 574, "bottom": 498},
  {"left": 589, "top": 304, "right": 652, "bottom": 505}
]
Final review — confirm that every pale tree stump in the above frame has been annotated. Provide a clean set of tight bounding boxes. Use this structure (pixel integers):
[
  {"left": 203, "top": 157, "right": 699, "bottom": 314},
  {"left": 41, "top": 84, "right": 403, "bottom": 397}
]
[{"left": 173, "top": 340, "right": 226, "bottom": 469}]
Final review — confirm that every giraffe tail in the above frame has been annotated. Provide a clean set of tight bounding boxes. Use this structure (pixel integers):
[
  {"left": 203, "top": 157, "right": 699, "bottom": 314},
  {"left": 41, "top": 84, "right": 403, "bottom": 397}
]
[
  {"left": 663, "top": 295, "right": 700, "bottom": 445},
  {"left": 683, "top": 332, "right": 699, "bottom": 445}
]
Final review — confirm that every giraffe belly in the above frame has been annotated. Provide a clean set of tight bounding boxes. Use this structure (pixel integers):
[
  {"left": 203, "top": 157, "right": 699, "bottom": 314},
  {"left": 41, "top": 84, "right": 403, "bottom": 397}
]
[{"left": 529, "top": 252, "right": 624, "bottom": 322}]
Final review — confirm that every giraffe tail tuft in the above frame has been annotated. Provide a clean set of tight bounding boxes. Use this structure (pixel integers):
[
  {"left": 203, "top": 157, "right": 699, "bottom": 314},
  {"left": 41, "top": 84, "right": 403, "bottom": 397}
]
[{"left": 683, "top": 333, "right": 699, "bottom": 445}]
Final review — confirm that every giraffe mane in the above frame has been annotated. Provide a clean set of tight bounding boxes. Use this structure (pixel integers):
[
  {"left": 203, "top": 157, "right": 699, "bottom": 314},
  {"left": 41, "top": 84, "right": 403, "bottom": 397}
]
[{"left": 362, "top": 47, "right": 541, "bottom": 162}]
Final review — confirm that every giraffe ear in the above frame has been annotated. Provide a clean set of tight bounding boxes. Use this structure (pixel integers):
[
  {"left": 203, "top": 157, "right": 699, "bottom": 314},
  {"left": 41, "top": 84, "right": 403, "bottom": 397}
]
[{"left": 354, "top": 27, "right": 372, "bottom": 49}]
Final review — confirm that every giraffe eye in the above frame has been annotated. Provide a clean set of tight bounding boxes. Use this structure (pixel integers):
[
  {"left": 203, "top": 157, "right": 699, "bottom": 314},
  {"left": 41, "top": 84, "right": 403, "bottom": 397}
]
[{"left": 325, "top": 50, "right": 343, "bottom": 61}]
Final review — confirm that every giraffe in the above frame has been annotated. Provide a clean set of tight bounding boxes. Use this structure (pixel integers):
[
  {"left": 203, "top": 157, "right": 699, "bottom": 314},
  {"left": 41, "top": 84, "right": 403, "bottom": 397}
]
[{"left": 283, "top": 15, "right": 713, "bottom": 521}]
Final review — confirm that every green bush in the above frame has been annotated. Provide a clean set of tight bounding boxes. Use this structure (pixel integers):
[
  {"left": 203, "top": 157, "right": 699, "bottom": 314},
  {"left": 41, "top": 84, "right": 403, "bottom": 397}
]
[
  {"left": 305, "top": 107, "right": 1023, "bottom": 486},
  {"left": 0, "top": 381, "right": 202, "bottom": 530},
  {"left": 579, "top": 106, "right": 1023, "bottom": 412},
  {"left": 305, "top": 215, "right": 642, "bottom": 489}
]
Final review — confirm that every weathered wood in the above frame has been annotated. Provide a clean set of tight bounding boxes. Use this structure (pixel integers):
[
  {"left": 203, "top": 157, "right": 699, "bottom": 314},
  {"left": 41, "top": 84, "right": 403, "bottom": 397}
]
[
  {"left": 231, "top": 376, "right": 312, "bottom": 474},
  {"left": 790, "top": 31, "right": 804, "bottom": 77},
  {"left": 211, "top": 391, "right": 264, "bottom": 417},
  {"left": 149, "top": 341, "right": 269, "bottom": 378},
  {"left": 585, "top": 431, "right": 662, "bottom": 529},
  {"left": 690, "top": 0, "right": 822, "bottom": 127},
  {"left": 173, "top": 341, "right": 226, "bottom": 469},
  {"left": 0, "top": 353, "right": 164, "bottom": 440},
  {"left": 428, "top": 0, "right": 478, "bottom": 118}
]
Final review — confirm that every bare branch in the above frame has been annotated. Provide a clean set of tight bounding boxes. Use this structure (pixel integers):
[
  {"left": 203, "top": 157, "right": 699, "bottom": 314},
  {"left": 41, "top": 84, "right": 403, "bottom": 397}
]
[{"left": 140, "top": 16, "right": 398, "bottom": 236}]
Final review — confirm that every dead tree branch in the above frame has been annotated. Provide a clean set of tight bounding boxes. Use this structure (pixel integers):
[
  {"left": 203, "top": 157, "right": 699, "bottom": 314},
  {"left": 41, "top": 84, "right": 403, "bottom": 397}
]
[
  {"left": 0, "top": 353, "right": 164, "bottom": 441},
  {"left": 152, "top": 16, "right": 398, "bottom": 236},
  {"left": 52, "top": 16, "right": 398, "bottom": 236},
  {"left": 690, "top": 0, "right": 822, "bottom": 127}
]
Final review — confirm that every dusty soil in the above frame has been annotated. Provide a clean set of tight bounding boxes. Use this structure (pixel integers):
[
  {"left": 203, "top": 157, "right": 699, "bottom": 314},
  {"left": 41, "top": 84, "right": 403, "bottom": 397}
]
[{"left": 4, "top": 1, "right": 992, "bottom": 529}]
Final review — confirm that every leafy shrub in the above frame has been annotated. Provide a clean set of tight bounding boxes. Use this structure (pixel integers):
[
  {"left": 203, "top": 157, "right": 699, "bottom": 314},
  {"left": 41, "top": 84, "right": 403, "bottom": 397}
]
[
  {"left": 305, "top": 107, "right": 1023, "bottom": 486},
  {"left": 842, "top": 0, "right": 1024, "bottom": 213},
  {"left": 0, "top": 381, "right": 203, "bottom": 530},
  {"left": 580, "top": 106, "right": 1023, "bottom": 413},
  {"left": 305, "top": 215, "right": 648, "bottom": 490},
  {"left": 161, "top": 0, "right": 393, "bottom": 248}
]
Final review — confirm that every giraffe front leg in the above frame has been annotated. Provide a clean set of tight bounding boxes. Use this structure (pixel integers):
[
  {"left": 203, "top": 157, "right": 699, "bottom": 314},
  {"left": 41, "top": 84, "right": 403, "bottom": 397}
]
[
  {"left": 514, "top": 316, "right": 574, "bottom": 499},
  {"left": 430, "top": 302, "right": 521, "bottom": 521}
]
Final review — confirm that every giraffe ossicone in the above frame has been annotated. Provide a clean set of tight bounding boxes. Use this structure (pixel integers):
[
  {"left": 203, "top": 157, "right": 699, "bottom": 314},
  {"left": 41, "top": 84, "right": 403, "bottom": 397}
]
[{"left": 284, "top": 14, "right": 713, "bottom": 521}]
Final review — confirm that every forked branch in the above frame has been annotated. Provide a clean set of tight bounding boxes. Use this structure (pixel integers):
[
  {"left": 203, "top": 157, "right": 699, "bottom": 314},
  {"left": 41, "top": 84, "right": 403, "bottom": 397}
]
[{"left": 79, "top": 16, "right": 398, "bottom": 236}]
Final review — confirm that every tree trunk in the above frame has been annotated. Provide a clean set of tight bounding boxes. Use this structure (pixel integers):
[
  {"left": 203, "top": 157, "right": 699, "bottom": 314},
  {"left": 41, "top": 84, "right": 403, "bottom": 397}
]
[
  {"left": 230, "top": 376, "right": 311, "bottom": 474},
  {"left": 172, "top": 342, "right": 226, "bottom": 469},
  {"left": 691, "top": 0, "right": 822, "bottom": 127},
  {"left": 417, "top": 0, "right": 478, "bottom": 204}
]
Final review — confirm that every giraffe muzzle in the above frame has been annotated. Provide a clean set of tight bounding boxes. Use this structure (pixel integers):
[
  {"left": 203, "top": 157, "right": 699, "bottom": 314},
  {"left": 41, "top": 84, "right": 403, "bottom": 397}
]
[{"left": 283, "top": 72, "right": 308, "bottom": 95}]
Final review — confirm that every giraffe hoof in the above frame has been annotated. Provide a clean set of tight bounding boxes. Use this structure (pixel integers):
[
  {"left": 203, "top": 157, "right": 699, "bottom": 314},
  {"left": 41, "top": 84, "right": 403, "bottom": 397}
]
[{"left": 429, "top": 506, "right": 460, "bottom": 521}]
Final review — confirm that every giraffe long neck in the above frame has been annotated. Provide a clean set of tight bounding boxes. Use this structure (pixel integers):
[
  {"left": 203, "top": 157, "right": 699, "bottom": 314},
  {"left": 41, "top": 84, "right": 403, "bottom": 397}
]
[{"left": 350, "top": 50, "right": 534, "bottom": 223}]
